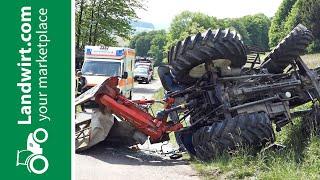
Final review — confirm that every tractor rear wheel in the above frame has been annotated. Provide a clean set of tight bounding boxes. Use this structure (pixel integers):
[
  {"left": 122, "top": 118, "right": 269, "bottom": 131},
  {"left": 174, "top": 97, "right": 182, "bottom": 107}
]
[
  {"left": 261, "top": 24, "right": 314, "bottom": 73},
  {"left": 192, "top": 112, "right": 275, "bottom": 161},
  {"left": 168, "top": 29, "right": 247, "bottom": 84}
]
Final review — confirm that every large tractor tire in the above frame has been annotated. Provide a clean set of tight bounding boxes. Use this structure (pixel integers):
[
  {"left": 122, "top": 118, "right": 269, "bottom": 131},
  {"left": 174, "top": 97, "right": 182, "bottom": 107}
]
[
  {"left": 261, "top": 24, "right": 314, "bottom": 73},
  {"left": 168, "top": 29, "right": 247, "bottom": 84},
  {"left": 302, "top": 102, "right": 320, "bottom": 136},
  {"left": 192, "top": 112, "right": 275, "bottom": 161}
]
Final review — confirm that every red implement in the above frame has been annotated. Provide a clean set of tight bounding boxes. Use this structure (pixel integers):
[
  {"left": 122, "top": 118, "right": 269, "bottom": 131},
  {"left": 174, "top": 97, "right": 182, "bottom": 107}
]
[{"left": 95, "top": 77, "right": 183, "bottom": 143}]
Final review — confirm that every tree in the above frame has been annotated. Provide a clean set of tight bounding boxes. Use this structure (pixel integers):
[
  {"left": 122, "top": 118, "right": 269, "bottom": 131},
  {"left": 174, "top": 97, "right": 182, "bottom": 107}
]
[
  {"left": 130, "top": 31, "right": 155, "bottom": 57},
  {"left": 130, "top": 30, "right": 167, "bottom": 65},
  {"left": 302, "top": 0, "right": 320, "bottom": 52},
  {"left": 76, "top": 0, "right": 86, "bottom": 50},
  {"left": 283, "top": 0, "right": 303, "bottom": 34},
  {"left": 222, "top": 15, "right": 271, "bottom": 49},
  {"left": 135, "top": 32, "right": 152, "bottom": 57},
  {"left": 269, "top": 0, "right": 297, "bottom": 47},
  {"left": 166, "top": 11, "right": 271, "bottom": 51},
  {"left": 269, "top": 0, "right": 320, "bottom": 52},
  {"left": 149, "top": 30, "right": 167, "bottom": 66},
  {"left": 166, "top": 11, "right": 219, "bottom": 49},
  {"left": 300, "top": 0, "right": 320, "bottom": 39},
  {"left": 241, "top": 14, "right": 271, "bottom": 50},
  {"left": 75, "top": 0, "right": 144, "bottom": 49},
  {"left": 284, "top": 0, "right": 320, "bottom": 52},
  {"left": 222, "top": 18, "right": 252, "bottom": 45}
]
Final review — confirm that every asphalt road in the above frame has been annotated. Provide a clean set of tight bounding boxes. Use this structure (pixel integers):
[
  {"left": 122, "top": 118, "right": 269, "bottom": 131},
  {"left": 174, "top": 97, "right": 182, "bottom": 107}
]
[
  {"left": 132, "top": 78, "right": 163, "bottom": 100},
  {"left": 75, "top": 78, "right": 199, "bottom": 180}
]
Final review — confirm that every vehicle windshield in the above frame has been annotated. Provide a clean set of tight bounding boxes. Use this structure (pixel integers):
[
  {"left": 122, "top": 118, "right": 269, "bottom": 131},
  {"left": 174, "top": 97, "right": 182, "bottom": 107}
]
[
  {"left": 82, "top": 60, "right": 121, "bottom": 76},
  {"left": 134, "top": 68, "right": 148, "bottom": 74}
]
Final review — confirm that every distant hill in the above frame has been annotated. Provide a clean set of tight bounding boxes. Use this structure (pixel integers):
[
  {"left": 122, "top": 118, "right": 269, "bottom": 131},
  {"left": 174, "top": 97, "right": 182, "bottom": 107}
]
[{"left": 131, "top": 20, "right": 155, "bottom": 33}]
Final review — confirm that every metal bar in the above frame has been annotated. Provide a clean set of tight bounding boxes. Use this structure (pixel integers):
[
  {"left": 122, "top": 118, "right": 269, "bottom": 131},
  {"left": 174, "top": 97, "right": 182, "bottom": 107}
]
[
  {"left": 295, "top": 57, "right": 320, "bottom": 99},
  {"left": 229, "top": 96, "right": 279, "bottom": 111},
  {"left": 235, "top": 80, "right": 301, "bottom": 95},
  {"left": 218, "top": 74, "right": 283, "bottom": 81},
  {"left": 249, "top": 54, "right": 260, "bottom": 69}
]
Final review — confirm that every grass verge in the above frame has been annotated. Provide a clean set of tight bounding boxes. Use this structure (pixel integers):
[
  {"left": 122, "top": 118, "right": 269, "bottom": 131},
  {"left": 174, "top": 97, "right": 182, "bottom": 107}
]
[
  {"left": 151, "top": 87, "right": 179, "bottom": 147},
  {"left": 190, "top": 116, "right": 320, "bottom": 179}
]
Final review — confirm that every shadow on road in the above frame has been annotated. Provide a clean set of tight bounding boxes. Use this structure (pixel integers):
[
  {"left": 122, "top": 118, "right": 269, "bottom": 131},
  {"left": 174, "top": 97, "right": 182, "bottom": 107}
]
[{"left": 77, "top": 142, "right": 189, "bottom": 167}]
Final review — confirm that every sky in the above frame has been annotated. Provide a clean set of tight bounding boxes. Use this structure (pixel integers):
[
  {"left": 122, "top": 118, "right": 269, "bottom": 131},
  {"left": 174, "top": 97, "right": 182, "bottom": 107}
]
[{"left": 136, "top": 0, "right": 283, "bottom": 30}]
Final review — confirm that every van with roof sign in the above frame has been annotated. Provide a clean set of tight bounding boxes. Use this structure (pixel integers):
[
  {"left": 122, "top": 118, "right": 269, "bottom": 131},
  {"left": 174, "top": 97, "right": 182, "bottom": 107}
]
[{"left": 81, "top": 46, "right": 135, "bottom": 99}]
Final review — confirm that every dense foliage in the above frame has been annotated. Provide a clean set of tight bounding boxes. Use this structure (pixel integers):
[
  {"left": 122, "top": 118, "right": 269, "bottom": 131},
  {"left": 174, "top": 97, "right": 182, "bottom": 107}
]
[
  {"left": 166, "top": 11, "right": 220, "bottom": 49},
  {"left": 76, "top": 0, "right": 320, "bottom": 65},
  {"left": 270, "top": 0, "right": 320, "bottom": 52},
  {"left": 129, "top": 30, "right": 167, "bottom": 66},
  {"left": 220, "top": 14, "right": 271, "bottom": 50},
  {"left": 269, "top": 0, "right": 298, "bottom": 47},
  {"left": 149, "top": 30, "right": 167, "bottom": 66},
  {"left": 134, "top": 0, "right": 320, "bottom": 65},
  {"left": 75, "top": 0, "right": 143, "bottom": 50},
  {"left": 130, "top": 11, "right": 272, "bottom": 65}
]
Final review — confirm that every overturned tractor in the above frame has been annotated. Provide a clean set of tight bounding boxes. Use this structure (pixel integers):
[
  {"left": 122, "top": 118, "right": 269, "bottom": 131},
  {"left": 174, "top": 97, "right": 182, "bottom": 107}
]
[{"left": 76, "top": 24, "right": 320, "bottom": 161}]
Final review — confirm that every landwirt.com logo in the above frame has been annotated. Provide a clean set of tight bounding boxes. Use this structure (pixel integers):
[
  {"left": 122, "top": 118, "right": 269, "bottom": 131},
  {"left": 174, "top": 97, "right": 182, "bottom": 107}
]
[{"left": 16, "top": 128, "right": 49, "bottom": 174}]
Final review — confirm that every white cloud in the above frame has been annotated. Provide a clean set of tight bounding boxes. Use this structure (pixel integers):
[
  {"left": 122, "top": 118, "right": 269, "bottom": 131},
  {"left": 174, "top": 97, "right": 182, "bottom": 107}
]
[{"left": 136, "top": 0, "right": 283, "bottom": 29}]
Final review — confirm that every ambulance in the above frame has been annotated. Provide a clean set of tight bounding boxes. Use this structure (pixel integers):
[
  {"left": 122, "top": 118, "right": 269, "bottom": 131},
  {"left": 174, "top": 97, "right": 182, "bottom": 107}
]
[{"left": 81, "top": 46, "right": 135, "bottom": 99}]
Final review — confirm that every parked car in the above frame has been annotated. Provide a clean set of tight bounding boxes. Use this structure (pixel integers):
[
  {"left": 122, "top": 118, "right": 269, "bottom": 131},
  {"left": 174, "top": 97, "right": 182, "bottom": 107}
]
[
  {"left": 135, "top": 57, "right": 154, "bottom": 79},
  {"left": 134, "top": 67, "right": 152, "bottom": 84}
]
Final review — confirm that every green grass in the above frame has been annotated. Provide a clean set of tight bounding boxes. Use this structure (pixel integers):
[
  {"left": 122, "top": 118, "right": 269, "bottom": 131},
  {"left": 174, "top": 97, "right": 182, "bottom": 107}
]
[
  {"left": 190, "top": 118, "right": 320, "bottom": 179},
  {"left": 301, "top": 53, "right": 320, "bottom": 68},
  {"left": 153, "top": 66, "right": 159, "bottom": 78},
  {"left": 150, "top": 87, "right": 164, "bottom": 113},
  {"left": 151, "top": 87, "right": 179, "bottom": 147}
]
